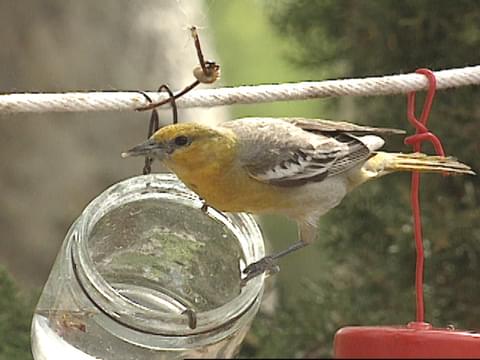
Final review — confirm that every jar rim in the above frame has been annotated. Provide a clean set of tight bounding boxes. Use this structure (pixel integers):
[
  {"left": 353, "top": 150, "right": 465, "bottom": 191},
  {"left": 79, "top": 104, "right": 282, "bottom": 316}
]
[{"left": 71, "top": 173, "right": 265, "bottom": 337}]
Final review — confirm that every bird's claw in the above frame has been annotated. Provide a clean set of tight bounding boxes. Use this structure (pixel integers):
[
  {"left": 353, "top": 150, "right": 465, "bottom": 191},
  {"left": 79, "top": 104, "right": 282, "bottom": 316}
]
[
  {"left": 200, "top": 202, "right": 209, "bottom": 213},
  {"left": 240, "top": 256, "right": 279, "bottom": 287}
]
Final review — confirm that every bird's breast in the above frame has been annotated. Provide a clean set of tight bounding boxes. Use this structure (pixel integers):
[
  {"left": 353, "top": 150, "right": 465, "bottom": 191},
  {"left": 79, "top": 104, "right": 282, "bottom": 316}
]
[{"left": 166, "top": 160, "right": 294, "bottom": 213}]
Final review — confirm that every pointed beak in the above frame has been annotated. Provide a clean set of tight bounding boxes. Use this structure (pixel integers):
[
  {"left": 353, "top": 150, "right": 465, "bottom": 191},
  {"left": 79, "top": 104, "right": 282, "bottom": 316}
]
[{"left": 121, "top": 138, "right": 162, "bottom": 158}]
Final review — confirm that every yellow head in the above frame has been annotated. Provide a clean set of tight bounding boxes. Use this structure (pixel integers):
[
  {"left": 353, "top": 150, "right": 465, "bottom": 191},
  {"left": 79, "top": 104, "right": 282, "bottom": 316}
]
[{"left": 122, "top": 122, "right": 236, "bottom": 170}]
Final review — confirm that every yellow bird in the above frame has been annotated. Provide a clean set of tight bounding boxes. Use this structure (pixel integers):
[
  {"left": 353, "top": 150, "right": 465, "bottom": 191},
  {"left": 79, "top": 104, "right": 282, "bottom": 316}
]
[{"left": 122, "top": 117, "right": 474, "bottom": 283}]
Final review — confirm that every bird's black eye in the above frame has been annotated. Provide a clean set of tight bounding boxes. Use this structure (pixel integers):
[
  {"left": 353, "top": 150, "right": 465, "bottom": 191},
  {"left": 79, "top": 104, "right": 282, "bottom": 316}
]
[{"left": 174, "top": 135, "right": 189, "bottom": 146}]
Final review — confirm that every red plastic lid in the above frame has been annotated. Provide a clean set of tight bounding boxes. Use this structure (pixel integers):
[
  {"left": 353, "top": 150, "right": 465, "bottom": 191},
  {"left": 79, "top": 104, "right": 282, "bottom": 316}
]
[{"left": 334, "top": 323, "right": 480, "bottom": 358}]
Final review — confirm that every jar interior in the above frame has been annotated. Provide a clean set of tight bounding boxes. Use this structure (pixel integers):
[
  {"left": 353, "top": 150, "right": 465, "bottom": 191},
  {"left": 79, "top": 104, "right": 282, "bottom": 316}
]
[{"left": 88, "top": 197, "right": 245, "bottom": 315}]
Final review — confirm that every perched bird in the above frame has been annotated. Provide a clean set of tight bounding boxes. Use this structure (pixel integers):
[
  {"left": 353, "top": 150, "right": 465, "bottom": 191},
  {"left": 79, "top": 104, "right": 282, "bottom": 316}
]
[{"left": 122, "top": 117, "right": 474, "bottom": 283}]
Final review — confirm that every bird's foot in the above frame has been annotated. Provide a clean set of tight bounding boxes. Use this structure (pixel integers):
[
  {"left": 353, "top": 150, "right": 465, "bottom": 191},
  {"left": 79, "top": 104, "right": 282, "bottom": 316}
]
[
  {"left": 200, "top": 201, "right": 209, "bottom": 213},
  {"left": 199, "top": 200, "right": 226, "bottom": 220},
  {"left": 240, "top": 256, "right": 280, "bottom": 287}
]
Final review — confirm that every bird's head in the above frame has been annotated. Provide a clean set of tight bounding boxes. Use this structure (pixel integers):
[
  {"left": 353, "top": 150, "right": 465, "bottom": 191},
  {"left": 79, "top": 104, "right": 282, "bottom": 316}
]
[{"left": 122, "top": 122, "right": 235, "bottom": 168}]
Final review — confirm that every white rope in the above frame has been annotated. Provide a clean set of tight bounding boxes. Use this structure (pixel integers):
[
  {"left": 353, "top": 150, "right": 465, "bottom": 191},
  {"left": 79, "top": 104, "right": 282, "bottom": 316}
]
[{"left": 1, "top": 65, "right": 480, "bottom": 114}]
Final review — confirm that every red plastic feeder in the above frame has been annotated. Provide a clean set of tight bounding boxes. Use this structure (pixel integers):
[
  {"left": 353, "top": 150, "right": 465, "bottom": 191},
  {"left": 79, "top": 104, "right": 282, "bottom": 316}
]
[
  {"left": 333, "top": 69, "right": 480, "bottom": 358},
  {"left": 334, "top": 323, "right": 480, "bottom": 358}
]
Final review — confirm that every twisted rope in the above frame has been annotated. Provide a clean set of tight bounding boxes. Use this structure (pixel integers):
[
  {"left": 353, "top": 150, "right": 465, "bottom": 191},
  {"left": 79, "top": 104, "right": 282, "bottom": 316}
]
[{"left": 1, "top": 65, "right": 480, "bottom": 114}]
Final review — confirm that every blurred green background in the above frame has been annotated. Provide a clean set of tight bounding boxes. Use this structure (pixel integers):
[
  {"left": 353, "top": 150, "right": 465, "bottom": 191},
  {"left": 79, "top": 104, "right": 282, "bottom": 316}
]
[{"left": 1, "top": 0, "right": 479, "bottom": 358}]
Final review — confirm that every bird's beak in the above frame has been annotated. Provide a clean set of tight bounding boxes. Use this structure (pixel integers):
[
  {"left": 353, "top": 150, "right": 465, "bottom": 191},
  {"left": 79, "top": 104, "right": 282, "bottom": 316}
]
[{"left": 121, "top": 138, "right": 163, "bottom": 158}]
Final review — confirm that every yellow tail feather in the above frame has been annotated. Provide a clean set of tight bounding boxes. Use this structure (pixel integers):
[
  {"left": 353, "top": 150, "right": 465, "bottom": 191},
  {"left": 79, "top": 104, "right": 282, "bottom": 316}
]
[{"left": 365, "top": 152, "right": 475, "bottom": 177}]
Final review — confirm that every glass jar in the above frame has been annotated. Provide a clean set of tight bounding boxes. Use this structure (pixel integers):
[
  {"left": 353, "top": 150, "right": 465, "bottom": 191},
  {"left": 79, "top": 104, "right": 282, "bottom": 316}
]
[{"left": 31, "top": 173, "right": 265, "bottom": 359}]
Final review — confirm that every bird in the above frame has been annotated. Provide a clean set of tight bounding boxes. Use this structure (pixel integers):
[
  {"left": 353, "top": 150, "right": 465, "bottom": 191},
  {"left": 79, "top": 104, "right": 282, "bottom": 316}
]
[{"left": 122, "top": 117, "right": 474, "bottom": 284}]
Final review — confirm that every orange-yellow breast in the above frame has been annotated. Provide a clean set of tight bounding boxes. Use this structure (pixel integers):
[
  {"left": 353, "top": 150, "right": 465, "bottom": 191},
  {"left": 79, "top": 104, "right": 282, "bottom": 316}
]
[{"left": 163, "top": 140, "right": 293, "bottom": 213}]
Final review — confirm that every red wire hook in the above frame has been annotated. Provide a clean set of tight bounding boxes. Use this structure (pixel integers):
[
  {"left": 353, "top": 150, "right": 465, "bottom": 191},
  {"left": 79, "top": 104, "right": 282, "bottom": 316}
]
[
  {"left": 405, "top": 69, "right": 445, "bottom": 324},
  {"left": 405, "top": 69, "right": 445, "bottom": 156}
]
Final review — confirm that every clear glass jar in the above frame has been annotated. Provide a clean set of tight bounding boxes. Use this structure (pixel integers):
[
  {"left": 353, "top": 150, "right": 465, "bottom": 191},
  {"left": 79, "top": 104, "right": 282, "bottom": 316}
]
[{"left": 31, "top": 173, "right": 265, "bottom": 359}]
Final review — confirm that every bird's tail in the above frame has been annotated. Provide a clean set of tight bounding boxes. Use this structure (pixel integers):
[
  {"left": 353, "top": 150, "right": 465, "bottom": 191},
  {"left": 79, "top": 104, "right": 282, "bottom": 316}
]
[{"left": 363, "top": 152, "right": 475, "bottom": 178}]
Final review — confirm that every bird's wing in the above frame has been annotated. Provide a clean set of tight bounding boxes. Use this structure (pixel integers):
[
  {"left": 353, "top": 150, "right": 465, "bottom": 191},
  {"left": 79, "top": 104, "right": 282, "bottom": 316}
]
[
  {"left": 223, "top": 117, "right": 377, "bottom": 187},
  {"left": 283, "top": 117, "right": 406, "bottom": 135}
]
